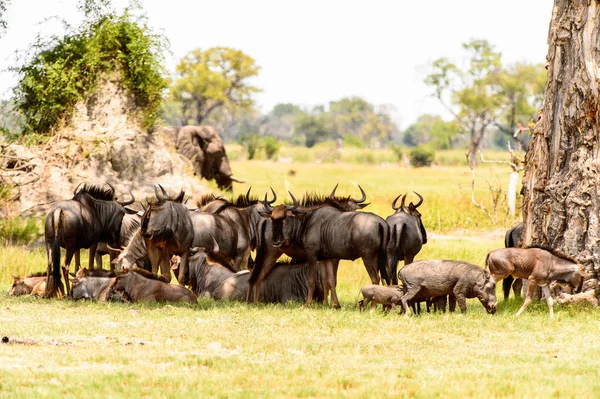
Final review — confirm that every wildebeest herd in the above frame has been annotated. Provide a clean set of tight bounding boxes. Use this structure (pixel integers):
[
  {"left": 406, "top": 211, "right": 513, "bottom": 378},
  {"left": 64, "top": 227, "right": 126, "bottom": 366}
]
[{"left": 7, "top": 182, "right": 593, "bottom": 317}]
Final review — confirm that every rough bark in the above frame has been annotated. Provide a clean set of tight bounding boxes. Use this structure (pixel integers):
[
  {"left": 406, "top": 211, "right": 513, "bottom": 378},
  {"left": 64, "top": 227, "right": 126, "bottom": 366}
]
[{"left": 522, "top": 0, "right": 600, "bottom": 278}]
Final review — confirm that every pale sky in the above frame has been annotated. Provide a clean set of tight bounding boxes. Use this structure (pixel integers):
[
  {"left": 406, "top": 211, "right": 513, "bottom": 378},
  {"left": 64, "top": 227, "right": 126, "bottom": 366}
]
[{"left": 0, "top": 0, "right": 553, "bottom": 128}]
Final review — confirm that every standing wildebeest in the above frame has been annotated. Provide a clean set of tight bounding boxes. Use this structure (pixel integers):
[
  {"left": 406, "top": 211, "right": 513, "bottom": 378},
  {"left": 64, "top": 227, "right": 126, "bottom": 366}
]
[
  {"left": 44, "top": 183, "right": 136, "bottom": 297},
  {"left": 108, "top": 268, "right": 197, "bottom": 303},
  {"left": 501, "top": 222, "right": 525, "bottom": 300},
  {"left": 251, "top": 190, "right": 389, "bottom": 307},
  {"left": 485, "top": 246, "right": 583, "bottom": 317},
  {"left": 141, "top": 185, "right": 194, "bottom": 283},
  {"left": 399, "top": 260, "right": 498, "bottom": 315},
  {"left": 387, "top": 192, "right": 427, "bottom": 285}
]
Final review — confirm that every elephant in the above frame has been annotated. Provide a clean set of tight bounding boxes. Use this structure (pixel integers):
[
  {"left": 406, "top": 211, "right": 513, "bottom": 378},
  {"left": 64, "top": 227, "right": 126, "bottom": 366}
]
[{"left": 172, "top": 125, "right": 245, "bottom": 191}]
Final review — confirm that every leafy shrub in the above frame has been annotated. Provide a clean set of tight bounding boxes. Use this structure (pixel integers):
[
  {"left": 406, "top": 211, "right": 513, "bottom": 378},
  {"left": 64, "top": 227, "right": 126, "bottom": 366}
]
[
  {"left": 389, "top": 143, "right": 403, "bottom": 162},
  {"left": 13, "top": 8, "right": 168, "bottom": 134},
  {"left": 409, "top": 145, "right": 435, "bottom": 167},
  {"left": 0, "top": 217, "right": 42, "bottom": 244},
  {"left": 342, "top": 133, "right": 364, "bottom": 148},
  {"left": 240, "top": 134, "right": 261, "bottom": 160},
  {"left": 263, "top": 136, "right": 281, "bottom": 160}
]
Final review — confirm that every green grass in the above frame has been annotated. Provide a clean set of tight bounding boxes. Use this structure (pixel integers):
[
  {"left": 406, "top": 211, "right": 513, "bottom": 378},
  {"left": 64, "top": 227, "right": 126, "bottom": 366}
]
[{"left": 2, "top": 157, "right": 596, "bottom": 398}]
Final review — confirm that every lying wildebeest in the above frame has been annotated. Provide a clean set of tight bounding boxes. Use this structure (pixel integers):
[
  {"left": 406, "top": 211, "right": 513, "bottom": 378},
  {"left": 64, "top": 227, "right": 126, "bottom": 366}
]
[
  {"left": 387, "top": 192, "right": 427, "bottom": 285},
  {"left": 485, "top": 246, "right": 583, "bottom": 317},
  {"left": 501, "top": 222, "right": 525, "bottom": 300},
  {"left": 111, "top": 229, "right": 153, "bottom": 272},
  {"left": 8, "top": 272, "right": 49, "bottom": 297},
  {"left": 359, "top": 285, "right": 404, "bottom": 312},
  {"left": 250, "top": 187, "right": 385, "bottom": 308},
  {"left": 44, "top": 183, "right": 136, "bottom": 297},
  {"left": 70, "top": 275, "right": 117, "bottom": 301},
  {"left": 108, "top": 268, "right": 197, "bottom": 303},
  {"left": 399, "top": 260, "right": 498, "bottom": 315}
]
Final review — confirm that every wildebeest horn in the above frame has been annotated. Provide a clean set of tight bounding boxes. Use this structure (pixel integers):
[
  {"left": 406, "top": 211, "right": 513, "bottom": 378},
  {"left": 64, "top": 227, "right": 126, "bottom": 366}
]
[
  {"left": 105, "top": 181, "right": 116, "bottom": 196},
  {"left": 391, "top": 194, "right": 403, "bottom": 211},
  {"left": 287, "top": 191, "right": 299, "bottom": 211},
  {"left": 330, "top": 183, "right": 339, "bottom": 198},
  {"left": 268, "top": 187, "right": 277, "bottom": 204},
  {"left": 400, "top": 194, "right": 407, "bottom": 210},
  {"left": 246, "top": 187, "right": 252, "bottom": 201},
  {"left": 210, "top": 234, "right": 219, "bottom": 254},
  {"left": 154, "top": 185, "right": 165, "bottom": 201},
  {"left": 263, "top": 193, "right": 274, "bottom": 212},
  {"left": 73, "top": 183, "right": 83, "bottom": 196},
  {"left": 413, "top": 192, "right": 423, "bottom": 208},
  {"left": 119, "top": 190, "right": 135, "bottom": 206},
  {"left": 158, "top": 184, "right": 170, "bottom": 199},
  {"left": 230, "top": 175, "right": 246, "bottom": 183},
  {"left": 141, "top": 203, "right": 147, "bottom": 212},
  {"left": 355, "top": 185, "right": 367, "bottom": 203}
]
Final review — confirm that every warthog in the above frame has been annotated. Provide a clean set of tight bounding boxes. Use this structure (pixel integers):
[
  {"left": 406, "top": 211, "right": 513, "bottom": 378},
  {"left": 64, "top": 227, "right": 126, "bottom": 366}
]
[
  {"left": 399, "top": 260, "right": 498, "bottom": 315},
  {"left": 485, "top": 246, "right": 583, "bottom": 317},
  {"left": 358, "top": 285, "right": 404, "bottom": 312}
]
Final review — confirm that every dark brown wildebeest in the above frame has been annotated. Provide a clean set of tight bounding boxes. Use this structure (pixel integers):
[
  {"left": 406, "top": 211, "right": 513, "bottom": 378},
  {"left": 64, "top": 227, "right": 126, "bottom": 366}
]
[
  {"left": 109, "top": 268, "right": 197, "bottom": 303},
  {"left": 485, "top": 246, "right": 583, "bottom": 317},
  {"left": 8, "top": 272, "right": 49, "bottom": 297},
  {"left": 44, "top": 183, "right": 136, "bottom": 297},
  {"left": 141, "top": 185, "right": 194, "bottom": 283},
  {"left": 251, "top": 190, "right": 389, "bottom": 308},
  {"left": 501, "top": 222, "right": 525, "bottom": 300},
  {"left": 399, "top": 260, "right": 498, "bottom": 315},
  {"left": 386, "top": 192, "right": 427, "bottom": 285}
]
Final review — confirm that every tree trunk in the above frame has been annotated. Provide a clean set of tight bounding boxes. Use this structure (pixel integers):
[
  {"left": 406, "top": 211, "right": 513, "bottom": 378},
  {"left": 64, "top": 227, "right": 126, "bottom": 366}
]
[{"left": 522, "top": 0, "right": 600, "bottom": 278}]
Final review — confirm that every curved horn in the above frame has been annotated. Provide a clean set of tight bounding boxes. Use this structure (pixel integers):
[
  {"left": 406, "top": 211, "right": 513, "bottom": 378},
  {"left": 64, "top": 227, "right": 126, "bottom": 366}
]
[
  {"left": 287, "top": 191, "right": 299, "bottom": 211},
  {"left": 230, "top": 175, "right": 246, "bottom": 183},
  {"left": 413, "top": 191, "right": 423, "bottom": 208},
  {"left": 391, "top": 194, "right": 402, "bottom": 211},
  {"left": 158, "top": 184, "right": 170, "bottom": 200},
  {"left": 154, "top": 185, "right": 165, "bottom": 201},
  {"left": 105, "top": 181, "right": 116, "bottom": 196},
  {"left": 73, "top": 183, "right": 83, "bottom": 196},
  {"left": 119, "top": 190, "right": 135, "bottom": 206},
  {"left": 263, "top": 193, "right": 274, "bottom": 212},
  {"left": 268, "top": 187, "right": 277, "bottom": 205},
  {"left": 400, "top": 194, "right": 407, "bottom": 211},
  {"left": 329, "top": 183, "right": 339, "bottom": 199},
  {"left": 210, "top": 234, "right": 219, "bottom": 254},
  {"left": 245, "top": 187, "right": 252, "bottom": 201},
  {"left": 355, "top": 185, "right": 367, "bottom": 203}
]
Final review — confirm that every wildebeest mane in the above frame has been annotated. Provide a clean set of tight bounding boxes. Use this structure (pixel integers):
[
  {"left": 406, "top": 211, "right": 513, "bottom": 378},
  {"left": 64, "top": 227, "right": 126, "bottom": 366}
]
[
  {"left": 196, "top": 193, "right": 223, "bottom": 208},
  {"left": 527, "top": 245, "right": 579, "bottom": 264},
  {"left": 283, "top": 192, "right": 352, "bottom": 210},
  {"left": 77, "top": 184, "right": 115, "bottom": 201},
  {"left": 230, "top": 193, "right": 262, "bottom": 208}
]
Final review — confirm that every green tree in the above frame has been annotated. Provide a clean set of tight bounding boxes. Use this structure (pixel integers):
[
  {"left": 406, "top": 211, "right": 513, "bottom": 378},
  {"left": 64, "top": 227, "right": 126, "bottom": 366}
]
[
  {"left": 294, "top": 111, "right": 331, "bottom": 148},
  {"left": 170, "top": 47, "right": 261, "bottom": 125},
  {"left": 402, "top": 114, "right": 458, "bottom": 149}
]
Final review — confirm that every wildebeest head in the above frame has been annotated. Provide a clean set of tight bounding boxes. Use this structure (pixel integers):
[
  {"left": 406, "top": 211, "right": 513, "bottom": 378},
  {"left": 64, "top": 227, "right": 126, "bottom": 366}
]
[
  {"left": 391, "top": 192, "right": 427, "bottom": 244},
  {"left": 8, "top": 276, "right": 31, "bottom": 296},
  {"left": 141, "top": 185, "right": 189, "bottom": 245},
  {"left": 259, "top": 191, "right": 304, "bottom": 247}
]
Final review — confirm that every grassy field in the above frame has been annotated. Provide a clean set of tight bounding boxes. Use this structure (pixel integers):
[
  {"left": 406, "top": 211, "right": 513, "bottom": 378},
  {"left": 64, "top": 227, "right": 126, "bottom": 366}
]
[{"left": 2, "top": 156, "right": 599, "bottom": 398}]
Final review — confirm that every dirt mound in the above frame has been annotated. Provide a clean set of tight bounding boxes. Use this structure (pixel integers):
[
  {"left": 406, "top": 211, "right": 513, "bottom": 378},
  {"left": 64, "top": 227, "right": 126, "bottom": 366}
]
[{"left": 0, "top": 77, "right": 208, "bottom": 218}]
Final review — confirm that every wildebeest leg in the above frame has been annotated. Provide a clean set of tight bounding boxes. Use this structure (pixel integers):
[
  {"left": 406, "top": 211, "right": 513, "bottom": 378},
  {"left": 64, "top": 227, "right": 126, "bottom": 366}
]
[
  {"left": 304, "top": 256, "right": 318, "bottom": 307},
  {"left": 160, "top": 253, "right": 172, "bottom": 283},
  {"left": 249, "top": 251, "right": 280, "bottom": 303},
  {"left": 503, "top": 275, "right": 514, "bottom": 300},
  {"left": 541, "top": 285, "right": 554, "bottom": 318},
  {"left": 319, "top": 262, "right": 329, "bottom": 306},
  {"left": 62, "top": 249, "right": 75, "bottom": 297},
  {"left": 513, "top": 278, "right": 524, "bottom": 298},
  {"left": 329, "top": 260, "right": 340, "bottom": 309},
  {"left": 88, "top": 244, "right": 97, "bottom": 272},
  {"left": 516, "top": 279, "right": 538, "bottom": 316},
  {"left": 94, "top": 252, "right": 103, "bottom": 271},
  {"left": 176, "top": 251, "right": 190, "bottom": 285},
  {"left": 74, "top": 250, "right": 81, "bottom": 273}
]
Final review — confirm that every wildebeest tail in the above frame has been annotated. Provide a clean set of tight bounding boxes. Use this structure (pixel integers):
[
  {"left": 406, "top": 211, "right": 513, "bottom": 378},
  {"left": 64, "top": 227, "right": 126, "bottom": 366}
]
[
  {"left": 378, "top": 223, "right": 390, "bottom": 285},
  {"left": 46, "top": 209, "right": 63, "bottom": 297}
]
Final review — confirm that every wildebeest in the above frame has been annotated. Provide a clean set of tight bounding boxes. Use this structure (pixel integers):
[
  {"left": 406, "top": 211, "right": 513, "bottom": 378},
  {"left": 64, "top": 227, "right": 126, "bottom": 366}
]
[
  {"left": 8, "top": 272, "right": 49, "bottom": 297},
  {"left": 141, "top": 185, "right": 194, "bottom": 283},
  {"left": 95, "top": 212, "right": 141, "bottom": 270},
  {"left": 359, "top": 285, "right": 404, "bottom": 312},
  {"left": 108, "top": 268, "right": 197, "bottom": 303},
  {"left": 70, "top": 275, "right": 117, "bottom": 301},
  {"left": 485, "top": 246, "right": 583, "bottom": 317},
  {"left": 386, "top": 192, "right": 427, "bottom": 285},
  {"left": 44, "top": 183, "right": 136, "bottom": 297},
  {"left": 501, "top": 222, "right": 525, "bottom": 300},
  {"left": 251, "top": 190, "right": 389, "bottom": 307},
  {"left": 399, "top": 260, "right": 498, "bottom": 315}
]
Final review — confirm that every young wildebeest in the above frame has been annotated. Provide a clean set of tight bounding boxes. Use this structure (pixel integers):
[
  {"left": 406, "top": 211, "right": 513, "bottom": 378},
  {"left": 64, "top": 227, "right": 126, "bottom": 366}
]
[
  {"left": 399, "top": 260, "right": 498, "bottom": 316},
  {"left": 386, "top": 192, "right": 427, "bottom": 285},
  {"left": 109, "top": 268, "right": 197, "bottom": 303},
  {"left": 359, "top": 285, "right": 404, "bottom": 312},
  {"left": 485, "top": 246, "right": 583, "bottom": 317},
  {"left": 8, "top": 272, "right": 49, "bottom": 297},
  {"left": 44, "top": 183, "right": 136, "bottom": 297}
]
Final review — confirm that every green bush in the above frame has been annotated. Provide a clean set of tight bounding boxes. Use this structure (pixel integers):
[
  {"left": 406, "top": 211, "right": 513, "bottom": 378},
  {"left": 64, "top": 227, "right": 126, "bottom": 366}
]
[
  {"left": 241, "top": 133, "right": 261, "bottom": 160},
  {"left": 0, "top": 217, "right": 42, "bottom": 244},
  {"left": 263, "top": 136, "right": 281, "bottom": 160},
  {"left": 13, "top": 8, "right": 168, "bottom": 134},
  {"left": 342, "top": 133, "right": 364, "bottom": 148},
  {"left": 409, "top": 145, "right": 436, "bottom": 167},
  {"left": 389, "top": 143, "right": 403, "bottom": 162}
]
